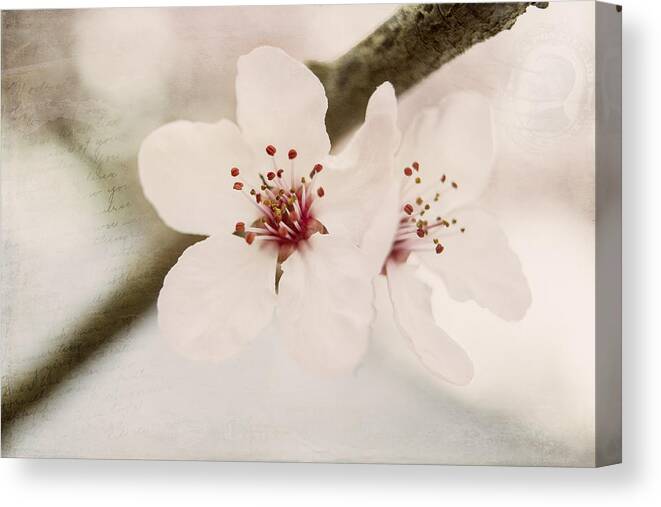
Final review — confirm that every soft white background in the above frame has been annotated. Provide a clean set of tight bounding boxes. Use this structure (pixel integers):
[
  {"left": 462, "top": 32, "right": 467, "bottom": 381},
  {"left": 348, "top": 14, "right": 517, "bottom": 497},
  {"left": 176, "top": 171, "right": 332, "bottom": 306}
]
[{"left": 0, "top": 0, "right": 657, "bottom": 504}]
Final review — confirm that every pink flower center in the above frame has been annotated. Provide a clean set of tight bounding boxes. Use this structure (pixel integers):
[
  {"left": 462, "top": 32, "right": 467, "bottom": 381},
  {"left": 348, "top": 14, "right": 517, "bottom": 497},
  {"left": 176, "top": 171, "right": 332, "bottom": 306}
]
[
  {"left": 388, "top": 161, "right": 466, "bottom": 265},
  {"left": 230, "top": 144, "right": 327, "bottom": 262}
]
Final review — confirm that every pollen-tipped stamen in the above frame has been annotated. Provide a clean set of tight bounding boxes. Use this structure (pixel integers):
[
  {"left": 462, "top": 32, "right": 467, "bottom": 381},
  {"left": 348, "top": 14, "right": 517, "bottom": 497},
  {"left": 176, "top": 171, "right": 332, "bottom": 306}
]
[{"left": 234, "top": 145, "right": 329, "bottom": 251}]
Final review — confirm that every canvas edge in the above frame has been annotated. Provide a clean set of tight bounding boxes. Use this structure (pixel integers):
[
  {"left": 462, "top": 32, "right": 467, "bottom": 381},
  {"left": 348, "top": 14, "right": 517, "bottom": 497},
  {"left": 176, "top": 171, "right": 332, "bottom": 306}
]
[{"left": 594, "top": 0, "right": 622, "bottom": 468}]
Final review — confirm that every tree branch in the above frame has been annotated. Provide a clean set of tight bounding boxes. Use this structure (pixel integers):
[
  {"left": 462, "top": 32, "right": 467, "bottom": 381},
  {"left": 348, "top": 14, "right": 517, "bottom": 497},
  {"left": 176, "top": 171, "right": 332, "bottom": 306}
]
[
  {"left": 310, "top": 2, "right": 548, "bottom": 141},
  {"left": 1, "top": 2, "right": 545, "bottom": 431}
]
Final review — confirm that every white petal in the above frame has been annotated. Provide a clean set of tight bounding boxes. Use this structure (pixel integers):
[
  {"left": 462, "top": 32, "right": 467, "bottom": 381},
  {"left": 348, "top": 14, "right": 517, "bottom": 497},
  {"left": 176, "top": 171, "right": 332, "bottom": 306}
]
[
  {"left": 416, "top": 208, "right": 532, "bottom": 321},
  {"left": 386, "top": 260, "right": 473, "bottom": 385},
  {"left": 398, "top": 92, "right": 494, "bottom": 214},
  {"left": 357, "top": 183, "right": 401, "bottom": 276},
  {"left": 138, "top": 120, "right": 257, "bottom": 236},
  {"left": 236, "top": 46, "right": 330, "bottom": 174},
  {"left": 315, "top": 83, "right": 401, "bottom": 274},
  {"left": 326, "top": 82, "right": 401, "bottom": 172},
  {"left": 158, "top": 234, "right": 277, "bottom": 361},
  {"left": 276, "top": 234, "right": 374, "bottom": 373}
]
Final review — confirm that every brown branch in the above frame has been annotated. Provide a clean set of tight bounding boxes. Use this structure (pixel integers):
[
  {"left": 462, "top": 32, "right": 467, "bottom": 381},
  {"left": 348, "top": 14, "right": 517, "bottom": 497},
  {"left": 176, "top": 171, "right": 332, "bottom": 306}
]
[
  {"left": 1, "top": 2, "right": 545, "bottom": 432},
  {"left": 310, "top": 2, "right": 548, "bottom": 141},
  {"left": 1, "top": 232, "right": 202, "bottom": 434}
]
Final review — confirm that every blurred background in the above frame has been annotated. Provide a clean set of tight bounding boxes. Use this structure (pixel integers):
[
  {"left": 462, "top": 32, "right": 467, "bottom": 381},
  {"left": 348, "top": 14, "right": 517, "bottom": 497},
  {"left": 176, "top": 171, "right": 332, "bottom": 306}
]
[{"left": 1, "top": 2, "right": 596, "bottom": 464}]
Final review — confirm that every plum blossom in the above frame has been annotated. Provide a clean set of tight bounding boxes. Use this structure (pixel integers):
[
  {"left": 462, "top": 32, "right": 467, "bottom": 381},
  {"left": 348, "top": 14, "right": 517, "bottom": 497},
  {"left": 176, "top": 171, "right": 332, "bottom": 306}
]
[
  {"left": 349, "top": 87, "right": 532, "bottom": 385},
  {"left": 138, "top": 47, "right": 397, "bottom": 372}
]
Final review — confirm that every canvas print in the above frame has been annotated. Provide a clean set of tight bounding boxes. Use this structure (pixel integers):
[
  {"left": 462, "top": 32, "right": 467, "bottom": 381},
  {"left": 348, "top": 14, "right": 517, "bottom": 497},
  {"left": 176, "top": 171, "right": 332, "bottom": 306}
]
[{"left": 1, "top": 1, "right": 621, "bottom": 466}]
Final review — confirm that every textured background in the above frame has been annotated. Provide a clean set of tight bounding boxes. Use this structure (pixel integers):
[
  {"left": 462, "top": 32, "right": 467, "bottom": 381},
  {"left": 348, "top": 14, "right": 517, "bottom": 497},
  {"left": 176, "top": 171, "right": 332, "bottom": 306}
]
[{"left": 2, "top": 2, "right": 596, "bottom": 464}]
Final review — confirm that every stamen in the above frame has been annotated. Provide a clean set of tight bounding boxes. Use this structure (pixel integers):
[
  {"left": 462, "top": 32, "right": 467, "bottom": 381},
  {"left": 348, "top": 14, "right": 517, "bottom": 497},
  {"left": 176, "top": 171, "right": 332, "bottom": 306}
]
[
  {"left": 232, "top": 150, "right": 328, "bottom": 257},
  {"left": 263, "top": 222, "right": 279, "bottom": 236},
  {"left": 279, "top": 221, "right": 296, "bottom": 236},
  {"left": 390, "top": 156, "right": 468, "bottom": 267},
  {"left": 288, "top": 148, "right": 297, "bottom": 187},
  {"left": 309, "top": 163, "right": 324, "bottom": 179}
]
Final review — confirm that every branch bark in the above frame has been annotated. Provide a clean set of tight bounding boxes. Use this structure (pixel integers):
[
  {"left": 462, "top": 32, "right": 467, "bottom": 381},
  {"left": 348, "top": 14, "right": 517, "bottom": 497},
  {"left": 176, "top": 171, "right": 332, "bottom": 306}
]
[
  {"left": 2, "top": 2, "right": 545, "bottom": 430},
  {"left": 310, "top": 2, "right": 547, "bottom": 141}
]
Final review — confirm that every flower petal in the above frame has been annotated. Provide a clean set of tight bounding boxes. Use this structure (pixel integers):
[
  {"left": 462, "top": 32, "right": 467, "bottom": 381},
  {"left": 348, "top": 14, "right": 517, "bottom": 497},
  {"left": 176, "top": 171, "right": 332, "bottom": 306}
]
[
  {"left": 386, "top": 260, "right": 473, "bottom": 385},
  {"left": 236, "top": 46, "right": 330, "bottom": 174},
  {"left": 276, "top": 234, "right": 374, "bottom": 373},
  {"left": 398, "top": 92, "right": 494, "bottom": 214},
  {"left": 158, "top": 234, "right": 277, "bottom": 361},
  {"left": 138, "top": 119, "right": 257, "bottom": 236},
  {"left": 326, "top": 82, "right": 401, "bottom": 172},
  {"left": 315, "top": 83, "right": 401, "bottom": 274},
  {"left": 416, "top": 208, "right": 532, "bottom": 321}
]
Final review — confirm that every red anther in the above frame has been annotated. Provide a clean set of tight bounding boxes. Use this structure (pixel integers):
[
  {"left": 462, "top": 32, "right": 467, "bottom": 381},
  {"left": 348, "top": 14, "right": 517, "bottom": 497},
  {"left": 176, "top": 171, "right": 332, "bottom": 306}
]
[
  {"left": 314, "top": 163, "right": 323, "bottom": 173},
  {"left": 288, "top": 149, "right": 297, "bottom": 160},
  {"left": 404, "top": 167, "right": 413, "bottom": 176},
  {"left": 277, "top": 169, "right": 284, "bottom": 178},
  {"left": 441, "top": 174, "right": 446, "bottom": 183},
  {"left": 266, "top": 145, "right": 276, "bottom": 156},
  {"left": 245, "top": 232, "right": 256, "bottom": 245},
  {"left": 435, "top": 243, "right": 445, "bottom": 254},
  {"left": 404, "top": 203, "right": 414, "bottom": 215},
  {"left": 416, "top": 229, "right": 425, "bottom": 238},
  {"left": 317, "top": 187, "right": 325, "bottom": 198},
  {"left": 412, "top": 161, "right": 420, "bottom": 171},
  {"left": 255, "top": 193, "right": 262, "bottom": 203},
  {"left": 267, "top": 171, "right": 276, "bottom": 180},
  {"left": 230, "top": 167, "right": 240, "bottom": 177},
  {"left": 233, "top": 182, "right": 244, "bottom": 191},
  {"left": 234, "top": 222, "right": 245, "bottom": 233}
]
